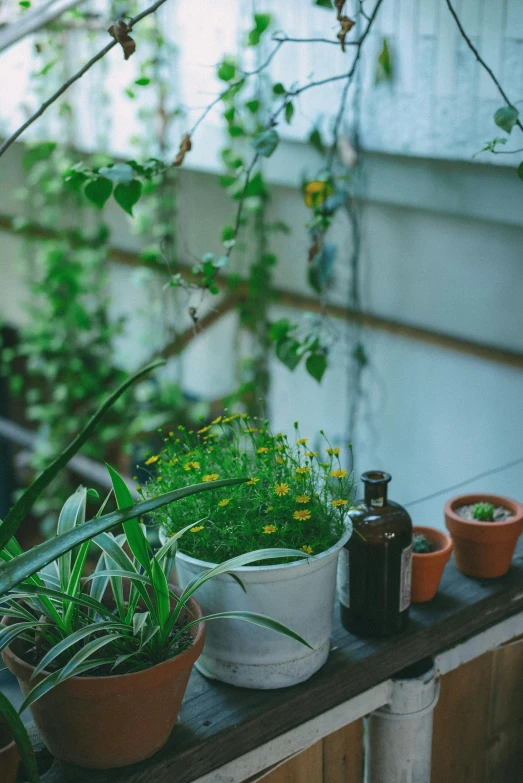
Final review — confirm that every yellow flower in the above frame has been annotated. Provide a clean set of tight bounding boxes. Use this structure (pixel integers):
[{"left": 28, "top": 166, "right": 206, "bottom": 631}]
[
  {"left": 276, "top": 432, "right": 283, "bottom": 438},
  {"left": 293, "top": 509, "right": 311, "bottom": 521},
  {"left": 168, "top": 431, "right": 174, "bottom": 437},
  {"left": 223, "top": 416, "right": 234, "bottom": 423},
  {"left": 295, "top": 467, "right": 310, "bottom": 475},
  {"left": 211, "top": 416, "right": 222, "bottom": 425},
  {"left": 331, "top": 499, "right": 349, "bottom": 507},
  {"left": 247, "top": 477, "right": 259, "bottom": 485},
  {"left": 274, "top": 482, "right": 290, "bottom": 496},
  {"left": 321, "top": 463, "right": 330, "bottom": 468},
  {"left": 296, "top": 437, "right": 310, "bottom": 445},
  {"left": 135, "top": 485, "right": 141, "bottom": 491},
  {"left": 241, "top": 413, "right": 248, "bottom": 419},
  {"left": 204, "top": 433, "right": 217, "bottom": 440},
  {"left": 305, "top": 451, "right": 318, "bottom": 458},
  {"left": 304, "top": 179, "right": 333, "bottom": 208},
  {"left": 257, "top": 447, "right": 269, "bottom": 454},
  {"left": 267, "top": 506, "right": 274, "bottom": 511},
  {"left": 157, "top": 476, "right": 163, "bottom": 482},
  {"left": 190, "top": 525, "right": 204, "bottom": 533},
  {"left": 300, "top": 545, "right": 313, "bottom": 555},
  {"left": 145, "top": 455, "right": 160, "bottom": 465},
  {"left": 197, "top": 425, "right": 211, "bottom": 434},
  {"left": 296, "top": 495, "right": 310, "bottom": 504},
  {"left": 218, "top": 498, "right": 232, "bottom": 507},
  {"left": 244, "top": 427, "right": 258, "bottom": 434},
  {"left": 183, "top": 464, "right": 192, "bottom": 471},
  {"left": 191, "top": 461, "right": 200, "bottom": 469},
  {"left": 326, "top": 447, "right": 341, "bottom": 456},
  {"left": 331, "top": 469, "right": 348, "bottom": 479},
  {"left": 169, "top": 458, "right": 179, "bottom": 466},
  {"left": 203, "top": 473, "right": 219, "bottom": 482},
  {"left": 275, "top": 456, "right": 285, "bottom": 464},
  {"left": 263, "top": 524, "right": 277, "bottom": 534}
]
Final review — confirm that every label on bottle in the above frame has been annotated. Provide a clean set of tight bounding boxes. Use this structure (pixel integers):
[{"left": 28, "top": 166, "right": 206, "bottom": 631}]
[
  {"left": 371, "top": 497, "right": 384, "bottom": 507},
  {"left": 337, "top": 548, "right": 350, "bottom": 608},
  {"left": 399, "top": 544, "right": 412, "bottom": 612}
]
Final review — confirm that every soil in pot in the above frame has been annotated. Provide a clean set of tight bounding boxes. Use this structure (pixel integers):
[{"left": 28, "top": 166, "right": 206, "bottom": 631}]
[
  {"left": 0, "top": 724, "right": 20, "bottom": 783},
  {"left": 455, "top": 504, "right": 513, "bottom": 522},
  {"left": 445, "top": 494, "right": 523, "bottom": 579},
  {"left": 2, "top": 591, "right": 205, "bottom": 769},
  {"left": 411, "top": 527, "right": 453, "bottom": 603}
]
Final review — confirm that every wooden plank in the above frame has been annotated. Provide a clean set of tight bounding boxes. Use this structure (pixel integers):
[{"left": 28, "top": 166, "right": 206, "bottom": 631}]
[
  {"left": 256, "top": 742, "right": 323, "bottom": 783},
  {"left": 431, "top": 652, "right": 492, "bottom": 783},
  {"left": 322, "top": 720, "right": 364, "bottom": 783},
  {"left": 34, "top": 540, "right": 523, "bottom": 782},
  {"left": 486, "top": 637, "right": 523, "bottom": 781}
]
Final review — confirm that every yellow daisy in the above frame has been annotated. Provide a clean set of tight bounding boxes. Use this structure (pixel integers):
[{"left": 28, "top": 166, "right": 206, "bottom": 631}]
[
  {"left": 145, "top": 455, "right": 160, "bottom": 466},
  {"left": 263, "top": 524, "right": 277, "bottom": 534},
  {"left": 157, "top": 476, "right": 163, "bottom": 482},
  {"left": 244, "top": 427, "right": 258, "bottom": 434},
  {"left": 326, "top": 447, "right": 341, "bottom": 456},
  {"left": 296, "top": 495, "right": 310, "bottom": 504},
  {"left": 218, "top": 498, "right": 232, "bottom": 507},
  {"left": 274, "top": 482, "right": 290, "bottom": 496},
  {"left": 275, "top": 456, "right": 285, "bottom": 464},
  {"left": 135, "top": 485, "right": 141, "bottom": 491},
  {"left": 197, "top": 425, "right": 211, "bottom": 434},
  {"left": 267, "top": 506, "right": 274, "bottom": 511},
  {"left": 203, "top": 473, "right": 219, "bottom": 482},
  {"left": 300, "top": 545, "right": 313, "bottom": 555},
  {"left": 331, "top": 499, "right": 349, "bottom": 507},
  {"left": 331, "top": 469, "right": 348, "bottom": 479},
  {"left": 169, "top": 458, "right": 179, "bottom": 466},
  {"left": 257, "top": 447, "right": 269, "bottom": 454},
  {"left": 240, "top": 413, "right": 248, "bottom": 419},
  {"left": 295, "top": 467, "right": 310, "bottom": 475},
  {"left": 304, "top": 451, "right": 318, "bottom": 458},
  {"left": 168, "top": 431, "right": 174, "bottom": 437},
  {"left": 211, "top": 416, "right": 222, "bottom": 424},
  {"left": 247, "top": 477, "right": 259, "bottom": 485},
  {"left": 296, "top": 437, "right": 310, "bottom": 445},
  {"left": 293, "top": 509, "right": 311, "bottom": 521},
  {"left": 190, "top": 525, "right": 204, "bottom": 533}
]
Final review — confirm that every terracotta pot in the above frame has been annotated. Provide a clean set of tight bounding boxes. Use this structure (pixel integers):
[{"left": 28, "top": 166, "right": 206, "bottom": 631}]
[
  {"left": 0, "top": 724, "right": 20, "bottom": 783},
  {"left": 2, "top": 590, "right": 205, "bottom": 769},
  {"left": 411, "top": 526, "right": 453, "bottom": 602},
  {"left": 445, "top": 494, "right": 523, "bottom": 579}
]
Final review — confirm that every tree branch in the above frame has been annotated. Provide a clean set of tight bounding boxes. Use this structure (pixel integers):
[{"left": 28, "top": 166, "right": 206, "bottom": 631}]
[
  {"left": 445, "top": 0, "right": 523, "bottom": 134},
  {"left": 0, "top": 0, "right": 88, "bottom": 52},
  {"left": 0, "top": 0, "right": 172, "bottom": 159}
]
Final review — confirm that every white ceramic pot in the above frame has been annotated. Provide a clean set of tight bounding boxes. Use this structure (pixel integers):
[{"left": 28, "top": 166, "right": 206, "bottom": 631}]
[{"left": 170, "top": 526, "right": 351, "bottom": 689}]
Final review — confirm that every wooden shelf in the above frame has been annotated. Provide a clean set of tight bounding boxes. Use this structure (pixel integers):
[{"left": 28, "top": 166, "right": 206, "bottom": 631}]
[{"left": 25, "top": 536, "right": 523, "bottom": 782}]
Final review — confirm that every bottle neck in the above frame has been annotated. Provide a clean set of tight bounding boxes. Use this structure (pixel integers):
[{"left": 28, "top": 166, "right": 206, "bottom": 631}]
[{"left": 361, "top": 471, "right": 391, "bottom": 507}]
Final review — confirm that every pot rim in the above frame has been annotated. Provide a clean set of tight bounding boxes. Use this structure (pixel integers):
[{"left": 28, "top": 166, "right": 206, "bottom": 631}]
[
  {"left": 169, "top": 520, "right": 352, "bottom": 573},
  {"left": 444, "top": 494, "right": 523, "bottom": 529},
  {"left": 412, "top": 526, "right": 453, "bottom": 557},
  {"left": 2, "top": 589, "right": 204, "bottom": 686}
]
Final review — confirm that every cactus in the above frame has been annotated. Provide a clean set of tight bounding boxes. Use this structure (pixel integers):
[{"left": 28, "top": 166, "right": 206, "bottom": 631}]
[
  {"left": 473, "top": 502, "right": 494, "bottom": 522},
  {"left": 412, "top": 533, "right": 435, "bottom": 554}
]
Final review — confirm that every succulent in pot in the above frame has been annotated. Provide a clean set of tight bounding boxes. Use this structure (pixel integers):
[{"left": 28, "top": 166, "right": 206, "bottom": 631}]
[
  {"left": 411, "top": 526, "right": 453, "bottom": 603},
  {"left": 444, "top": 493, "right": 523, "bottom": 579},
  {"left": 143, "top": 416, "right": 354, "bottom": 689},
  {"left": 1, "top": 468, "right": 309, "bottom": 769}
]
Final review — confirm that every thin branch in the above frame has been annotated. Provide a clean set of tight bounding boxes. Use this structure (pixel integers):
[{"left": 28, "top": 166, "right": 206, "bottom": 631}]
[
  {"left": 271, "top": 35, "right": 355, "bottom": 46},
  {"left": 491, "top": 147, "right": 523, "bottom": 155},
  {"left": 0, "top": 0, "right": 88, "bottom": 52},
  {"left": 0, "top": 0, "right": 171, "bottom": 159},
  {"left": 445, "top": 0, "right": 523, "bottom": 134}
]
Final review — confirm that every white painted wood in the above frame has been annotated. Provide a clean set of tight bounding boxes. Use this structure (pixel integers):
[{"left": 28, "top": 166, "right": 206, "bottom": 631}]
[
  {"left": 505, "top": 0, "right": 523, "bottom": 39},
  {"left": 479, "top": 0, "right": 505, "bottom": 100}
]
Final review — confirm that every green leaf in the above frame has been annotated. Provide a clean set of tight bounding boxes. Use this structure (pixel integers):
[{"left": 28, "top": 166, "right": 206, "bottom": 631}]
[
  {"left": 309, "top": 127, "right": 325, "bottom": 155},
  {"left": 315, "top": 0, "right": 333, "bottom": 7},
  {"left": 151, "top": 557, "right": 169, "bottom": 628},
  {"left": 180, "top": 610, "right": 311, "bottom": 648},
  {"left": 251, "top": 129, "right": 279, "bottom": 157},
  {"left": 19, "top": 1, "right": 32, "bottom": 7},
  {"left": 246, "top": 99, "right": 260, "bottom": 114},
  {"left": 306, "top": 352, "right": 327, "bottom": 382},
  {"left": 494, "top": 106, "right": 519, "bottom": 134},
  {"left": 228, "top": 125, "right": 245, "bottom": 138},
  {"left": 84, "top": 178, "right": 113, "bottom": 209},
  {"left": 0, "top": 479, "right": 249, "bottom": 595},
  {"left": 376, "top": 37, "right": 393, "bottom": 84},
  {"left": 276, "top": 338, "right": 302, "bottom": 371},
  {"left": 98, "top": 163, "right": 134, "bottom": 183},
  {"left": 517, "top": 161, "right": 523, "bottom": 181},
  {"left": 106, "top": 464, "right": 150, "bottom": 573},
  {"left": 222, "top": 225, "right": 235, "bottom": 241},
  {"left": 56, "top": 488, "right": 87, "bottom": 592},
  {"left": 285, "top": 102, "right": 294, "bottom": 124},
  {"left": 0, "top": 691, "right": 39, "bottom": 782},
  {"left": 272, "top": 82, "right": 285, "bottom": 95},
  {"left": 243, "top": 171, "right": 266, "bottom": 198},
  {"left": 247, "top": 13, "right": 272, "bottom": 46},
  {"left": 0, "top": 359, "right": 165, "bottom": 551},
  {"left": 135, "top": 77, "right": 151, "bottom": 86},
  {"left": 114, "top": 180, "right": 143, "bottom": 215},
  {"left": 217, "top": 59, "right": 236, "bottom": 81},
  {"left": 269, "top": 318, "right": 293, "bottom": 342},
  {"left": 20, "top": 654, "right": 116, "bottom": 712},
  {"left": 31, "top": 623, "right": 125, "bottom": 680},
  {"left": 23, "top": 141, "right": 56, "bottom": 168}
]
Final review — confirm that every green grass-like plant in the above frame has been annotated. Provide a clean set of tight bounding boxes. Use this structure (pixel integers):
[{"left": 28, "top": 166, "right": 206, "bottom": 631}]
[
  {"left": 143, "top": 415, "right": 354, "bottom": 563},
  {"left": 473, "top": 502, "right": 495, "bottom": 522}
]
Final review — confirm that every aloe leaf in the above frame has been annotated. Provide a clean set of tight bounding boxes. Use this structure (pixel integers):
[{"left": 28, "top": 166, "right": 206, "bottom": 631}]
[
  {"left": 177, "top": 610, "right": 312, "bottom": 649},
  {"left": 57, "top": 488, "right": 86, "bottom": 593},
  {"left": 31, "top": 622, "right": 127, "bottom": 680},
  {"left": 151, "top": 557, "right": 169, "bottom": 630},
  {"left": 63, "top": 540, "right": 90, "bottom": 630},
  {"left": 0, "top": 478, "right": 248, "bottom": 595},
  {"left": 19, "top": 657, "right": 114, "bottom": 713},
  {"left": 0, "top": 622, "right": 52, "bottom": 655},
  {"left": 56, "top": 634, "right": 121, "bottom": 683},
  {"left": 3, "top": 585, "right": 115, "bottom": 621},
  {"left": 132, "top": 611, "right": 149, "bottom": 636},
  {"left": 0, "top": 359, "right": 165, "bottom": 550},
  {"left": 0, "top": 691, "right": 39, "bottom": 782}
]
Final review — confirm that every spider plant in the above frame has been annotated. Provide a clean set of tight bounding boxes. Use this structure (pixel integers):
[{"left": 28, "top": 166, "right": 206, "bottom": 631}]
[{"left": 1, "top": 466, "right": 310, "bottom": 714}]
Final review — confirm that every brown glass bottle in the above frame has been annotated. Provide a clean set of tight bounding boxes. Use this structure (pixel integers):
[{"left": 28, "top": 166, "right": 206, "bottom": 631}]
[{"left": 338, "top": 471, "right": 412, "bottom": 637}]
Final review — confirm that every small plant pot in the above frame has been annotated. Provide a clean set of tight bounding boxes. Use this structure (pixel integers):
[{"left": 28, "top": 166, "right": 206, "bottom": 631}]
[
  {"left": 411, "top": 526, "right": 453, "bottom": 602},
  {"left": 2, "top": 591, "right": 205, "bottom": 769},
  {"left": 170, "top": 525, "right": 352, "bottom": 689},
  {"left": 0, "top": 724, "right": 20, "bottom": 783},
  {"left": 445, "top": 494, "right": 523, "bottom": 579}
]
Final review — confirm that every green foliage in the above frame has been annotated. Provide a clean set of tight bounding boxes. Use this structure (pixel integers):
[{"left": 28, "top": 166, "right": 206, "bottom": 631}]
[
  {"left": 494, "top": 106, "right": 519, "bottom": 134},
  {"left": 315, "top": 0, "right": 333, "bottom": 7},
  {"left": 0, "top": 692, "right": 39, "bottom": 782},
  {"left": 252, "top": 129, "right": 280, "bottom": 157},
  {"left": 247, "top": 13, "right": 272, "bottom": 46},
  {"left": 269, "top": 318, "right": 331, "bottom": 382},
  {"left": 143, "top": 416, "right": 353, "bottom": 562},
  {"left": 114, "top": 179, "right": 143, "bottom": 215},
  {"left": 473, "top": 502, "right": 495, "bottom": 522},
  {"left": 218, "top": 58, "right": 237, "bottom": 82},
  {"left": 517, "top": 161, "right": 523, "bottom": 181},
  {"left": 376, "top": 38, "right": 393, "bottom": 84},
  {"left": 285, "top": 101, "right": 295, "bottom": 124},
  {"left": 84, "top": 177, "right": 113, "bottom": 208},
  {"left": 412, "top": 533, "right": 435, "bottom": 554}
]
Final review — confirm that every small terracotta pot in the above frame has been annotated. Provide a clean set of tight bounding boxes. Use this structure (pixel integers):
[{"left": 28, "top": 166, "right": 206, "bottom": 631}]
[
  {"left": 2, "top": 590, "right": 205, "bottom": 769},
  {"left": 411, "top": 526, "right": 453, "bottom": 602},
  {"left": 0, "top": 724, "right": 20, "bottom": 783},
  {"left": 445, "top": 494, "right": 523, "bottom": 579}
]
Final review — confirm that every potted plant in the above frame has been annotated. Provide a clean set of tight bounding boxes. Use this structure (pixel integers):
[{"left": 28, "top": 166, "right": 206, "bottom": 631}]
[
  {"left": 444, "top": 494, "right": 523, "bottom": 578},
  {"left": 1, "top": 469, "right": 308, "bottom": 769},
  {"left": 411, "top": 527, "right": 453, "bottom": 602},
  {"left": 0, "top": 718, "right": 20, "bottom": 783},
  {"left": 144, "top": 416, "right": 354, "bottom": 689}
]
